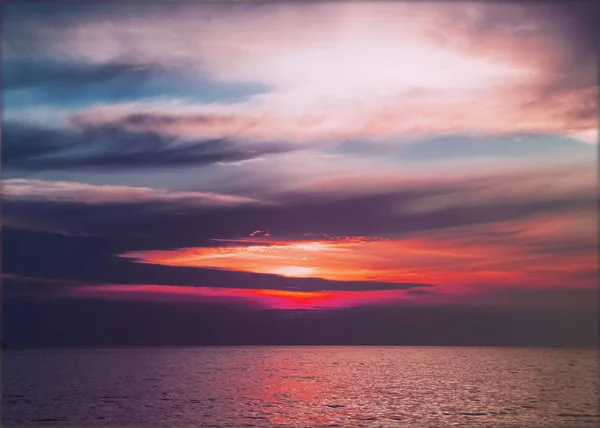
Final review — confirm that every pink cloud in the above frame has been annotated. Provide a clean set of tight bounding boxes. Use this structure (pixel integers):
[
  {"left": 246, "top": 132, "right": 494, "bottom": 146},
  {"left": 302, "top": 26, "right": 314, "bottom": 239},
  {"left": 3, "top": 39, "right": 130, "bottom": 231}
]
[{"left": 16, "top": 2, "right": 593, "bottom": 143}]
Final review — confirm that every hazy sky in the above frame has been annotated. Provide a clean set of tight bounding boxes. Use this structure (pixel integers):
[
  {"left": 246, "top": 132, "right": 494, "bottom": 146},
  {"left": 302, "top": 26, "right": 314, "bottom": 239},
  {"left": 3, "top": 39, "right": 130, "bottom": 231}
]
[{"left": 2, "top": 1, "right": 598, "bottom": 346}]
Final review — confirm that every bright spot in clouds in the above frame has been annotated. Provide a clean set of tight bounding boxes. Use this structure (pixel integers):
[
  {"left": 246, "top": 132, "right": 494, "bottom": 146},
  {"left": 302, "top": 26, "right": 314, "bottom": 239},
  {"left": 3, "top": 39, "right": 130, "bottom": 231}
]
[{"left": 121, "top": 222, "right": 597, "bottom": 290}]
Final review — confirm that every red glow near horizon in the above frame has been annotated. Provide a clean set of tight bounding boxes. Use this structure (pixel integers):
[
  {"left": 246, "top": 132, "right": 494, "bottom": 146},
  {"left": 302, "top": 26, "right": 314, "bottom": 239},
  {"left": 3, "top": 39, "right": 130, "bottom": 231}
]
[{"left": 69, "top": 284, "right": 418, "bottom": 310}]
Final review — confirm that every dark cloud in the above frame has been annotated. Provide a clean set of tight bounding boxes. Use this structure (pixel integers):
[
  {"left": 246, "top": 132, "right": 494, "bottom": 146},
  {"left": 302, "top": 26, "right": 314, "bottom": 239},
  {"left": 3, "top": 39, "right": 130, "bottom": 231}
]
[
  {"left": 544, "top": 1, "right": 599, "bottom": 65},
  {"left": 1, "top": 275, "right": 80, "bottom": 300},
  {"left": 525, "top": 1, "right": 598, "bottom": 109},
  {"left": 2, "top": 123, "right": 286, "bottom": 170},
  {"left": 101, "top": 113, "right": 236, "bottom": 128},
  {"left": 2, "top": 59, "right": 268, "bottom": 107},
  {"left": 3, "top": 179, "right": 593, "bottom": 251},
  {"left": 71, "top": 112, "right": 261, "bottom": 136},
  {"left": 3, "top": 60, "right": 160, "bottom": 90},
  {"left": 1, "top": 174, "right": 593, "bottom": 295}
]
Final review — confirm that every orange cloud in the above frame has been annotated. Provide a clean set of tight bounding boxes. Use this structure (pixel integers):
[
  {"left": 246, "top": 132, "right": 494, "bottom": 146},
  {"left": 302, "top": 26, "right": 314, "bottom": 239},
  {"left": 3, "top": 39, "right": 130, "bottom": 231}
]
[{"left": 121, "top": 210, "right": 596, "bottom": 291}]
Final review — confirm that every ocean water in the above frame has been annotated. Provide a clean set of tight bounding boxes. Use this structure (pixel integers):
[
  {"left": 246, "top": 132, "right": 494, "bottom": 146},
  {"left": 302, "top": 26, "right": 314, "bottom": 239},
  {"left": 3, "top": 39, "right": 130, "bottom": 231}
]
[{"left": 2, "top": 347, "right": 598, "bottom": 427}]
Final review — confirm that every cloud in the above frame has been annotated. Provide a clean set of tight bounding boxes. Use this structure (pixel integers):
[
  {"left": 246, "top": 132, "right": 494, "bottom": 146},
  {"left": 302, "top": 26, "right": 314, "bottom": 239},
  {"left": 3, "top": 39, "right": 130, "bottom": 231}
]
[
  {"left": 2, "top": 179, "right": 261, "bottom": 206},
  {"left": 2, "top": 166, "right": 594, "bottom": 245},
  {"left": 3, "top": 60, "right": 161, "bottom": 90},
  {"left": 2, "top": 59, "right": 269, "bottom": 111},
  {"left": 2, "top": 171, "right": 595, "bottom": 293},
  {"left": 334, "top": 132, "right": 595, "bottom": 163},
  {"left": 58, "top": 87, "right": 596, "bottom": 144},
  {"left": 69, "top": 106, "right": 269, "bottom": 140},
  {"left": 2, "top": 122, "right": 287, "bottom": 171},
  {"left": 1, "top": 228, "right": 435, "bottom": 294},
  {"left": 396, "top": 169, "right": 595, "bottom": 215},
  {"left": 4, "top": 2, "right": 596, "bottom": 142},
  {"left": 1, "top": 1, "right": 597, "bottom": 348},
  {"left": 0, "top": 273, "right": 427, "bottom": 310},
  {"left": 396, "top": 133, "right": 594, "bottom": 160},
  {"left": 2, "top": 200, "right": 595, "bottom": 321},
  {"left": 120, "top": 209, "right": 596, "bottom": 290},
  {"left": 9, "top": 1, "right": 581, "bottom": 90}
]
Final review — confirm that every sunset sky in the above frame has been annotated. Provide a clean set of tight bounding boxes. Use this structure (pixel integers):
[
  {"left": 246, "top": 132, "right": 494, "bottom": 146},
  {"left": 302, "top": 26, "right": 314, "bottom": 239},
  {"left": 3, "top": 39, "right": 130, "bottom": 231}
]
[{"left": 2, "top": 1, "right": 598, "bottom": 346}]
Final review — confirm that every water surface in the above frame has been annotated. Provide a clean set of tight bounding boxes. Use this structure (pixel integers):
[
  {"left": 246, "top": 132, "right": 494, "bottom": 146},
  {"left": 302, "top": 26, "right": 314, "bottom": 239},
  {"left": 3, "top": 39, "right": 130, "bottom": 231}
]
[{"left": 2, "top": 346, "right": 598, "bottom": 427}]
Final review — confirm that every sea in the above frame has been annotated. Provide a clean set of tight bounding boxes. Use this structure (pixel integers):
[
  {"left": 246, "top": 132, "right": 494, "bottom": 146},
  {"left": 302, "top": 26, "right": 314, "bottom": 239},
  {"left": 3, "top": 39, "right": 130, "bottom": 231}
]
[{"left": 2, "top": 346, "right": 598, "bottom": 427}]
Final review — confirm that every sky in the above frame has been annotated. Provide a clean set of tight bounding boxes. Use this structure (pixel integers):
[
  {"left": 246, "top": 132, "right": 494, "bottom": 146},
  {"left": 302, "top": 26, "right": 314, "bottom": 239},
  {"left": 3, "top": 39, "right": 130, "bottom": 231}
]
[{"left": 2, "top": 1, "right": 598, "bottom": 347}]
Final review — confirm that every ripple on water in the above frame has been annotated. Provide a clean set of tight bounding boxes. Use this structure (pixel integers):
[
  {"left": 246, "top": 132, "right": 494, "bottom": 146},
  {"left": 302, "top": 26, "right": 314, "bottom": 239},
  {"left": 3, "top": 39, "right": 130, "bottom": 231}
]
[
  {"left": 32, "top": 417, "right": 69, "bottom": 423},
  {"left": 2, "top": 347, "right": 598, "bottom": 427}
]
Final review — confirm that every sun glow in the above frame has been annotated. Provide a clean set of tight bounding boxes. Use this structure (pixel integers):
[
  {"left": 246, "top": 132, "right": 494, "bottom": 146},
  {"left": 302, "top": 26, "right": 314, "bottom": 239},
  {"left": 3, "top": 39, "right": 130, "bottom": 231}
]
[
  {"left": 261, "top": 42, "right": 532, "bottom": 100},
  {"left": 270, "top": 266, "right": 318, "bottom": 278},
  {"left": 121, "top": 220, "right": 596, "bottom": 288}
]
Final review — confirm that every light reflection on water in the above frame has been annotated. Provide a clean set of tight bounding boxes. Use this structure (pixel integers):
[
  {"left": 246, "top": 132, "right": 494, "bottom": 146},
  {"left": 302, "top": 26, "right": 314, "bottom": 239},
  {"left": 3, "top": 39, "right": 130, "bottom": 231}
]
[{"left": 2, "top": 346, "right": 598, "bottom": 427}]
